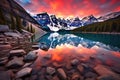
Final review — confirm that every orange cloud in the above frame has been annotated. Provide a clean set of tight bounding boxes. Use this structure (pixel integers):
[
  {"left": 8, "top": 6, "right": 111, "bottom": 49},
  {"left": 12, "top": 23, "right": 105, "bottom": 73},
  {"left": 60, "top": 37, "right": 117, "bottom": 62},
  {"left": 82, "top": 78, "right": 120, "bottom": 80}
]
[{"left": 16, "top": 0, "right": 120, "bottom": 18}]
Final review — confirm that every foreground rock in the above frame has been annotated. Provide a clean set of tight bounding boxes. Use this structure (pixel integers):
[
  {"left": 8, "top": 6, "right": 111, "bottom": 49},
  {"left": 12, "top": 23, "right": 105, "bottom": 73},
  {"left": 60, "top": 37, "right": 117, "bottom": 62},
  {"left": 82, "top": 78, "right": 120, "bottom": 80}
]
[
  {"left": 16, "top": 67, "right": 32, "bottom": 78},
  {"left": 77, "top": 64, "right": 84, "bottom": 73},
  {"left": 6, "top": 57, "right": 24, "bottom": 68},
  {"left": 0, "top": 71, "right": 11, "bottom": 80},
  {"left": 9, "top": 49, "right": 26, "bottom": 57},
  {"left": 0, "top": 57, "right": 8, "bottom": 65},
  {"left": 40, "top": 43, "right": 49, "bottom": 51},
  {"left": 44, "top": 53, "right": 52, "bottom": 59},
  {"left": 94, "top": 65, "right": 120, "bottom": 80},
  {"left": 0, "top": 44, "right": 12, "bottom": 50},
  {"left": 24, "top": 51, "right": 37, "bottom": 62},
  {"left": 46, "top": 67, "right": 56, "bottom": 75},
  {"left": 72, "top": 72, "right": 82, "bottom": 80},
  {"left": 57, "top": 68, "right": 67, "bottom": 80},
  {"left": 71, "top": 59, "right": 79, "bottom": 66},
  {"left": 32, "top": 44, "right": 39, "bottom": 49}
]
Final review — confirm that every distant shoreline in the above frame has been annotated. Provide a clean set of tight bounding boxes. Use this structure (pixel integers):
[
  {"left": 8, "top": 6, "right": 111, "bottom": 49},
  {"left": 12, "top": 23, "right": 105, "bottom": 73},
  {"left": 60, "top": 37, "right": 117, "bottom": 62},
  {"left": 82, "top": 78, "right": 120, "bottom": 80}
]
[{"left": 71, "top": 32, "right": 120, "bottom": 35}]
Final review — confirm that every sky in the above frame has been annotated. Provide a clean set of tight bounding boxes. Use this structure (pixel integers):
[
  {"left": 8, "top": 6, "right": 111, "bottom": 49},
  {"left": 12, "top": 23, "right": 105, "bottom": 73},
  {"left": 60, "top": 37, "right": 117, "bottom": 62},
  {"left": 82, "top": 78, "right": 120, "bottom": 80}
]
[{"left": 16, "top": 0, "right": 120, "bottom": 18}]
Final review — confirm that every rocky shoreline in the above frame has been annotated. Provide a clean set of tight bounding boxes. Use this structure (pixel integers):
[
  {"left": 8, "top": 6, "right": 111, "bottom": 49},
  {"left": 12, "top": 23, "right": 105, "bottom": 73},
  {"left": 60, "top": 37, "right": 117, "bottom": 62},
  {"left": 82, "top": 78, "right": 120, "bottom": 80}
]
[{"left": 0, "top": 29, "right": 120, "bottom": 80}]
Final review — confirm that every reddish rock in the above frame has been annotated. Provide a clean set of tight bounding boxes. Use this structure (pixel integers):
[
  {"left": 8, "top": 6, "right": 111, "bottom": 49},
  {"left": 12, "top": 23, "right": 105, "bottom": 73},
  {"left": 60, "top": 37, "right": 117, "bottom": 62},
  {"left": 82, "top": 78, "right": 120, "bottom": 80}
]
[
  {"left": 57, "top": 68, "right": 67, "bottom": 80},
  {"left": 77, "top": 64, "right": 84, "bottom": 73},
  {"left": 53, "top": 75, "right": 60, "bottom": 80},
  {"left": 44, "top": 53, "right": 52, "bottom": 59},
  {"left": 6, "top": 57, "right": 24, "bottom": 68},
  {"left": 53, "top": 62, "right": 62, "bottom": 68},
  {"left": 94, "top": 65, "right": 120, "bottom": 80},
  {"left": 16, "top": 67, "right": 32, "bottom": 78},
  {"left": 71, "top": 72, "right": 82, "bottom": 80},
  {"left": 9, "top": 49, "right": 26, "bottom": 57}
]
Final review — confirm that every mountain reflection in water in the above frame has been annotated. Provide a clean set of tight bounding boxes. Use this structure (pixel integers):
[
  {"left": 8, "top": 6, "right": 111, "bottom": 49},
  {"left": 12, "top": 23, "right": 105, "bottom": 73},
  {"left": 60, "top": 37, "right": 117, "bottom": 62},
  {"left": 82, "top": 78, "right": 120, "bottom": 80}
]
[{"left": 31, "top": 33, "right": 120, "bottom": 71}]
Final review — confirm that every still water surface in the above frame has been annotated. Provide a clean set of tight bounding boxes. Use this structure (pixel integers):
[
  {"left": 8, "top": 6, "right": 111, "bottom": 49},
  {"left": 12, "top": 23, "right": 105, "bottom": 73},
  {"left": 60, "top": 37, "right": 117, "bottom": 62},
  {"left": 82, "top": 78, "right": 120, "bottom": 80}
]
[{"left": 31, "top": 33, "right": 120, "bottom": 71}]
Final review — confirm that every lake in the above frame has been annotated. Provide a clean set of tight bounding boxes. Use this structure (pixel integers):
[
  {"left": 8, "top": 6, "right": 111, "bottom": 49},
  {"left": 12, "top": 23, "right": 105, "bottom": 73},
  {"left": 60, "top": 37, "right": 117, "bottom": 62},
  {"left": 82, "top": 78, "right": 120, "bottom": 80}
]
[{"left": 31, "top": 32, "right": 120, "bottom": 79}]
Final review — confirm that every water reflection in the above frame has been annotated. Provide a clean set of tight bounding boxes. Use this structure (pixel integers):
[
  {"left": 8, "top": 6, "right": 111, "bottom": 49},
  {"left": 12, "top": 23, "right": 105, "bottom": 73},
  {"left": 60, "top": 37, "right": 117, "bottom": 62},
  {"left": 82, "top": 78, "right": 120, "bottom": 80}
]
[
  {"left": 38, "top": 32, "right": 120, "bottom": 51},
  {"left": 32, "top": 32, "right": 120, "bottom": 73}
]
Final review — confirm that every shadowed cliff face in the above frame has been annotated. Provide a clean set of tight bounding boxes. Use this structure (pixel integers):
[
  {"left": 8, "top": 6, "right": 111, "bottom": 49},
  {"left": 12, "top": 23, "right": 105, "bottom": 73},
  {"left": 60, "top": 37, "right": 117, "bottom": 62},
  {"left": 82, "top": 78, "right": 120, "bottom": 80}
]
[{"left": 0, "top": 0, "right": 39, "bottom": 25}]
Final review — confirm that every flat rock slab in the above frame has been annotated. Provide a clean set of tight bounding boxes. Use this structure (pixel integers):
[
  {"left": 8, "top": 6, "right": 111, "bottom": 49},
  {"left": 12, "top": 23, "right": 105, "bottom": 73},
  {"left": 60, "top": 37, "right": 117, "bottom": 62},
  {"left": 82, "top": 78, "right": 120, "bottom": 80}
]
[
  {"left": 6, "top": 57, "right": 24, "bottom": 68},
  {"left": 16, "top": 67, "right": 32, "bottom": 78},
  {"left": 0, "top": 44, "right": 12, "bottom": 50},
  {"left": 0, "top": 71, "right": 11, "bottom": 80},
  {"left": 9, "top": 49, "right": 26, "bottom": 57},
  {"left": 4, "top": 32, "right": 22, "bottom": 38},
  {"left": 32, "top": 45, "right": 39, "bottom": 49}
]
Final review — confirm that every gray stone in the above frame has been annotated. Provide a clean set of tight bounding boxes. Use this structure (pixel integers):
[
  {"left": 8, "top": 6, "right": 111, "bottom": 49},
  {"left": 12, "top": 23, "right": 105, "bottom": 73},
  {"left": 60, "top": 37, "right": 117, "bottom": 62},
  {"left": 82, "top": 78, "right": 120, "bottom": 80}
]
[
  {"left": 57, "top": 68, "right": 67, "bottom": 80},
  {"left": 46, "top": 67, "right": 56, "bottom": 75},
  {"left": 16, "top": 67, "right": 32, "bottom": 78},
  {"left": 40, "top": 43, "right": 49, "bottom": 51},
  {"left": 6, "top": 57, "right": 24, "bottom": 68},
  {"left": 9, "top": 49, "right": 26, "bottom": 57},
  {"left": 24, "top": 51, "right": 37, "bottom": 62}
]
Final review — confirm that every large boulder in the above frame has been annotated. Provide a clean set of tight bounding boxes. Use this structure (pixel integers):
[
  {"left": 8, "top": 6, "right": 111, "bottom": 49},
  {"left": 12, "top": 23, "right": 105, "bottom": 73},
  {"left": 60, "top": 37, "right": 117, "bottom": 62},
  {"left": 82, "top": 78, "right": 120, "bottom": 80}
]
[
  {"left": 24, "top": 51, "right": 37, "bottom": 62},
  {"left": 6, "top": 57, "right": 24, "bottom": 68},
  {"left": 16, "top": 67, "right": 32, "bottom": 78}
]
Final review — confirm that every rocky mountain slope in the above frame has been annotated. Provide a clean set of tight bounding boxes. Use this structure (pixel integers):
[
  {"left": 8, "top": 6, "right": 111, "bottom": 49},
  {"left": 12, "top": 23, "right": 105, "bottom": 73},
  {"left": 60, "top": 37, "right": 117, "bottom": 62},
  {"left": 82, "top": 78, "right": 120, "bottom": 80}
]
[{"left": 0, "top": 0, "right": 39, "bottom": 25}]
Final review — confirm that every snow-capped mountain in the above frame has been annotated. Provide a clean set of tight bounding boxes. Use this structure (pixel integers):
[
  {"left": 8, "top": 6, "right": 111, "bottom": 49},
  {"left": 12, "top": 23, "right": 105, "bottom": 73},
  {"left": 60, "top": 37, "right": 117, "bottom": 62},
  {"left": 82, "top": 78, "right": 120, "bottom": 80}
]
[
  {"left": 82, "top": 15, "right": 98, "bottom": 25},
  {"left": 98, "top": 11, "right": 120, "bottom": 22},
  {"left": 33, "top": 11, "right": 120, "bottom": 32}
]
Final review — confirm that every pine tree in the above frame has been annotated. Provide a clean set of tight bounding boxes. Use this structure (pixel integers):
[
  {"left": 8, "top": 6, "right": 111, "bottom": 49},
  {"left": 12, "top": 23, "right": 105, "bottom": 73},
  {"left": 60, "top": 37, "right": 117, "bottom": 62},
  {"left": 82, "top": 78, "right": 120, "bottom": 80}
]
[
  {"left": 16, "top": 16, "right": 22, "bottom": 32},
  {"left": 10, "top": 14, "right": 16, "bottom": 30},
  {"left": 0, "top": 8, "right": 6, "bottom": 25}
]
